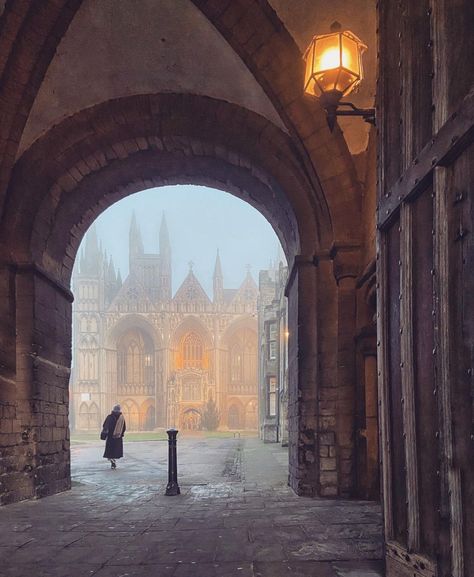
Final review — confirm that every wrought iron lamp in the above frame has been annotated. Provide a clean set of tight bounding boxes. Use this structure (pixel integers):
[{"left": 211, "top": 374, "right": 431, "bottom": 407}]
[{"left": 304, "top": 22, "right": 375, "bottom": 131}]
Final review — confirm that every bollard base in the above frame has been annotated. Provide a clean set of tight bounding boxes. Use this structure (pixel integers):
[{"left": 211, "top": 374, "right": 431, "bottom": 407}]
[{"left": 165, "top": 482, "right": 181, "bottom": 496}]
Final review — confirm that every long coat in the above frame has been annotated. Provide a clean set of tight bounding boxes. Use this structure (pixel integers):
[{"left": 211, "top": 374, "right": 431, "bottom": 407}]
[{"left": 102, "top": 412, "right": 126, "bottom": 459}]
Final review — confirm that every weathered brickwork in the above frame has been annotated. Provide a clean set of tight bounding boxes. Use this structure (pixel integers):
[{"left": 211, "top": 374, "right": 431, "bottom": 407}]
[{"left": 0, "top": 268, "right": 73, "bottom": 504}]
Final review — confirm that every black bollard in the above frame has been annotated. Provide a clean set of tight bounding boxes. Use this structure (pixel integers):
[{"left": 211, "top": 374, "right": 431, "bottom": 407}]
[{"left": 165, "top": 428, "right": 180, "bottom": 496}]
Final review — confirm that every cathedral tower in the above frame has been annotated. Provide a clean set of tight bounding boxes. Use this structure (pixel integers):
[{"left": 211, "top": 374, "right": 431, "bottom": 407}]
[
  {"left": 129, "top": 212, "right": 144, "bottom": 275},
  {"left": 159, "top": 212, "right": 172, "bottom": 301}
]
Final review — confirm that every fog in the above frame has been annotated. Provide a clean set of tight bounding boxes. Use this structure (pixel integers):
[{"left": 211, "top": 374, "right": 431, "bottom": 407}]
[{"left": 74, "top": 185, "right": 285, "bottom": 295}]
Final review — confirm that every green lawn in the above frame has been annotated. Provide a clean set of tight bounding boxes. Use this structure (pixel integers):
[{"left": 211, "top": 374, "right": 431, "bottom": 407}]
[
  {"left": 71, "top": 431, "right": 168, "bottom": 444},
  {"left": 71, "top": 430, "right": 256, "bottom": 444}
]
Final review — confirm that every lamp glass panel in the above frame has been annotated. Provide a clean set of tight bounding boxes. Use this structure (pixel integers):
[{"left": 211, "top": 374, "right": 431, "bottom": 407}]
[
  {"left": 315, "top": 68, "right": 341, "bottom": 94},
  {"left": 341, "top": 34, "right": 360, "bottom": 77},
  {"left": 335, "top": 69, "right": 359, "bottom": 96},
  {"left": 304, "top": 41, "right": 316, "bottom": 94},
  {"left": 314, "top": 34, "right": 341, "bottom": 73}
]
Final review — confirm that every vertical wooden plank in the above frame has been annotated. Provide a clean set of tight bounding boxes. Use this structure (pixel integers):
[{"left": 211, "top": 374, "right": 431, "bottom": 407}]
[
  {"left": 401, "top": 0, "right": 432, "bottom": 169},
  {"left": 387, "top": 220, "right": 407, "bottom": 546},
  {"left": 364, "top": 354, "right": 379, "bottom": 500},
  {"left": 431, "top": 0, "right": 474, "bottom": 131},
  {"left": 430, "top": 0, "right": 448, "bottom": 132},
  {"left": 377, "top": 230, "right": 393, "bottom": 540},
  {"left": 400, "top": 203, "right": 420, "bottom": 551},
  {"left": 379, "top": 0, "right": 402, "bottom": 192},
  {"left": 411, "top": 186, "right": 440, "bottom": 558},
  {"left": 446, "top": 144, "right": 474, "bottom": 577},
  {"left": 433, "top": 166, "right": 464, "bottom": 577},
  {"left": 400, "top": 0, "right": 413, "bottom": 171},
  {"left": 435, "top": 0, "right": 474, "bottom": 128}
]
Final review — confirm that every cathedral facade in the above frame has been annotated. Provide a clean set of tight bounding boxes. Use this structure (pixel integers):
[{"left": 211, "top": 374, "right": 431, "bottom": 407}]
[{"left": 70, "top": 215, "right": 259, "bottom": 433}]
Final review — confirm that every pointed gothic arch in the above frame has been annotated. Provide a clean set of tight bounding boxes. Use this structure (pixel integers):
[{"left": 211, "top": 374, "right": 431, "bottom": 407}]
[
  {"left": 228, "top": 402, "right": 243, "bottom": 430},
  {"left": 122, "top": 399, "right": 140, "bottom": 431},
  {"left": 78, "top": 401, "right": 100, "bottom": 431}
]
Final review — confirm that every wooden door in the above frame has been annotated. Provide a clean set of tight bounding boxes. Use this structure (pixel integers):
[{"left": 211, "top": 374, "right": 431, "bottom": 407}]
[{"left": 377, "top": 1, "right": 473, "bottom": 576}]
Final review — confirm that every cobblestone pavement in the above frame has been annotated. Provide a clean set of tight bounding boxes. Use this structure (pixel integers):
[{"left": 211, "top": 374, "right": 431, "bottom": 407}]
[{"left": 0, "top": 436, "right": 384, "bottom": 576}]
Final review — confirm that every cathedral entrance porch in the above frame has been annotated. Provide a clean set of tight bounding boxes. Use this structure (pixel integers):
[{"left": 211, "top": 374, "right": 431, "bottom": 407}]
[{"left": 0, "top": 437, "right": 383, "bottom": 577}]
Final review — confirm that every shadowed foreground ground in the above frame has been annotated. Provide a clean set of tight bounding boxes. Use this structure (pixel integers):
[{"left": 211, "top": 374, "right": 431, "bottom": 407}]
[{"left": 0, "top": 437, "right": 383, "bottom": 576}]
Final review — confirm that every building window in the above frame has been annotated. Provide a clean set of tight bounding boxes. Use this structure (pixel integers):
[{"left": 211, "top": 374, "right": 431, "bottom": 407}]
[
  {"left": 268, "top": 377, "right": 277, "bottom": 417},
  {"left": 182, "top": 377, "right": 201, "bottom": 401},
  {"left": 117, "top": 329, "right": 154, "bottom": 387},
  {"left": 269, "top": 322, "right": 277, "bottom": 341},
  {"left": 126, "top": 341, "right": 142, "bottom": 383},
  {"left": 269, "top": 341, "right": 277, "bottom": 360},
  {"left": 182, "top": 332, "right": 203, "bottom": 369}
]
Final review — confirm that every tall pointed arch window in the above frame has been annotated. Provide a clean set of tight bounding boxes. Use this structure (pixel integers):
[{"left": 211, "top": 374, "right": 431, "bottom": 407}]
[
  {"left": 243, "top": 339, "right": 257, "bottom": 385},
  {"left": 126, "top": 339, "right": 142, "bottom": 383},
  {"left": 79, "top": 336, "right": 98, "bottom": 380},
  {"left": 182, "top": 333, "right": 203, "bottom": 369},
  {"left": 231, "top": 344, "right": 243, "bottom": 382},
  {"left": 117, "top": 329, "right": 154, "bottom": 389},
  {"left": 228, "top": 328, "right": 257, "bottom": 393}
]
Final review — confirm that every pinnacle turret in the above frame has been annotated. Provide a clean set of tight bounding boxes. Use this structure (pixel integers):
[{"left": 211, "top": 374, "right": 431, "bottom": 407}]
[
  {"left": 129, "top": 212, "right": 144, "bottom": 274},
  {"left": 79, "top": 225, "right": 102, "bottom": 277},
  {"left": 159, "top": 212, "right": 171, "bottom": 256},
  {"left": 213, "top": 249, "right": 223, "bottom": 303},
  {"left": 159, "top": 212, "right": 172, "bottom": 301}
]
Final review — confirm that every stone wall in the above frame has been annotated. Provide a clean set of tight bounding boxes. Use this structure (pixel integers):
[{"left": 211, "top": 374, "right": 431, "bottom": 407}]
[{"left": 0, "top": 267, "right": 72, "bottom": 505}]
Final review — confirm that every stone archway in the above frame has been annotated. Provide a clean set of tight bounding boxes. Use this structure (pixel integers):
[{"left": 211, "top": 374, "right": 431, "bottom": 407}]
[
  {"left": 228, "top": 403, "right": 243, "bottom": 430},
  {"left": 0, "top": 93, "right": 360, "bottom": 503},
  {"left": 181, "top": 408, "right": 202, "bottom": 431}
]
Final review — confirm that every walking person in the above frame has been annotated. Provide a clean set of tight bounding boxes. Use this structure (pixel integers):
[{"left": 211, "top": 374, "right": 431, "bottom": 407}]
[{"left": 101, "top": 404, "right": 126, "bottom": 469}]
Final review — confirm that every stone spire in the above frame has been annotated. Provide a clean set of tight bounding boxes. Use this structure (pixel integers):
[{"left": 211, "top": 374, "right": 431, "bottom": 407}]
[
  {"left": 79, "top": 225, "right": 102, "bottom": 277},
  {"left": 159, "top": 212, "right": 171, "bottom": 301},
  {"left": 107, "top": 254, "right": 116, "bottom": 284},
  {"left": 159, "top": 212, "right": 171, "bottom": 257},
  {"left": 129, "top": 212, "right": 144, "bottom": 274},
  {"left": 213, "top": 249, "right": 223, "bottom": 303},
  {"left": 104, "top": 254, "right": 118, "bottom": 305}
]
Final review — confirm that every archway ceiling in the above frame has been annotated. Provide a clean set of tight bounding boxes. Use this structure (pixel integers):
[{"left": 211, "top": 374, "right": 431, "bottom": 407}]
[{"left": 19, "top": 0, "right": 287, "bottom": 155}]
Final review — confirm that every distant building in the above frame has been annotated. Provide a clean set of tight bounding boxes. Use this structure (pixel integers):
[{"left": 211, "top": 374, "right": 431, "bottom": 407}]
[
  {"left": 70, "top": 215, "right": 259, "bottom": 432},
  {"left": 258, "top": 261, "right": 288, "bottom": 444}
]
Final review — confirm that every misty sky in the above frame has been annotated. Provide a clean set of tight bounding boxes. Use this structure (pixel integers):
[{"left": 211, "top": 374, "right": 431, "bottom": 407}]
[{"left": 74, "top": 185, "right": 285, "bottom": 296}]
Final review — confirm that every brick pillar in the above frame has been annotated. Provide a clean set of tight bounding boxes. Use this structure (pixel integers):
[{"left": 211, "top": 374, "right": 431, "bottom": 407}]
[
  {"left": 285, "top": 249, "right": 360, "bottom": 499},
  {"left": 12, "top": 264, "right": 73, "bottom": 501},
  {"left": 286, "top": 256, "right": 319, "bottom": 496},
  {"left": 316, "top": 257, "right": 339, "bottom": 496},
  {"left": 332, "top": 248, "right": 360, "bottom": 497},
  {"left": 0, "top": 263, "right": 29, "bottom": 504}
]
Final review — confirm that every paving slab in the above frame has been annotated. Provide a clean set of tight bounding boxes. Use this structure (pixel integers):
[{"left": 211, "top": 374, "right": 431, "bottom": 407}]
[{"left": 0, "top": 436, "right": 384, "bottom": 576}]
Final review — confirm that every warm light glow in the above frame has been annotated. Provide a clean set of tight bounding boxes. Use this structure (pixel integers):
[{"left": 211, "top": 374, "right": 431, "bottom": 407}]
[
  {"left": 320, "top": 47, "right": 340, "bottom": 70},
  {"left": 304, "top": 30, "right": 367, "bottom": 98},
  {"left": 319, "top": 46, "right": 353, "bottom": 71},
  {"left": 284, "top": 330, "right": 290, "bottom": 339}
]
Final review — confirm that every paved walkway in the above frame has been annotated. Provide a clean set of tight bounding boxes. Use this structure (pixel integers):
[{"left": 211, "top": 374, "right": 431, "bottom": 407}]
[{"left": 0, "top": 436, "right": 383, "bottom": 576}]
